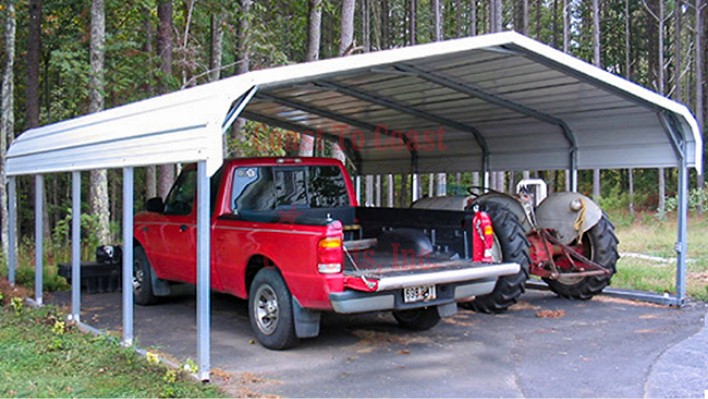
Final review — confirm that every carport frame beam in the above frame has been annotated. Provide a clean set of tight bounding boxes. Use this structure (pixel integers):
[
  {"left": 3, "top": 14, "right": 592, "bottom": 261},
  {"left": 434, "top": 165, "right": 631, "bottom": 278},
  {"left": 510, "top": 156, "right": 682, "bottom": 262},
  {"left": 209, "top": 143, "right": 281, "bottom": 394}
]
[{"left": 396, "top": 63, "right": 579, "bottom": 191}]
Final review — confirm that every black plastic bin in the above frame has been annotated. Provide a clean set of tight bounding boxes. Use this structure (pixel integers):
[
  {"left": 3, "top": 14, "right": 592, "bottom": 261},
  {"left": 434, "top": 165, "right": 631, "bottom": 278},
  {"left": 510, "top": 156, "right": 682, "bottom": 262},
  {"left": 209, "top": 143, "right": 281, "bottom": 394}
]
[{"left": 58, "top": 261, "right": 122, "bottom": 294}]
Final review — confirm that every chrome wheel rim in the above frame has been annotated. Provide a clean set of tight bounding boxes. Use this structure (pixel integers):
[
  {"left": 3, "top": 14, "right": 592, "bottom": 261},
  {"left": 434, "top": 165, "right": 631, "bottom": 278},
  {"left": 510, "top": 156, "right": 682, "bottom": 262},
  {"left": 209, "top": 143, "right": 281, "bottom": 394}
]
[
  {"left": 133, "top": 261, "right": 144, "bottom": 292},
  {"left": 254, "top": 284, "right": 279, "bottom": 335}
]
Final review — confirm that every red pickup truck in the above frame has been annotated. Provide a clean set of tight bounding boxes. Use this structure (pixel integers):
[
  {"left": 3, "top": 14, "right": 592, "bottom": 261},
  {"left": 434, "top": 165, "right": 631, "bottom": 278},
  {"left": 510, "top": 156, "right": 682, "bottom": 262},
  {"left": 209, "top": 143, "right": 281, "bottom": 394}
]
[{"left": 133, "top": 157, "right": 519, "bottom": 349}]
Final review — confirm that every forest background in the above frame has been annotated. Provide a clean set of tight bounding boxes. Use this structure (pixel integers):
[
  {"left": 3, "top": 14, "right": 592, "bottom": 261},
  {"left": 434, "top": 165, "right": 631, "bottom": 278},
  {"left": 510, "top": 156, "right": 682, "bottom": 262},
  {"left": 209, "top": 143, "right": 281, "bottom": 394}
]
[{"left": 0, "top": 0, "right": 705, "bottom": 285}]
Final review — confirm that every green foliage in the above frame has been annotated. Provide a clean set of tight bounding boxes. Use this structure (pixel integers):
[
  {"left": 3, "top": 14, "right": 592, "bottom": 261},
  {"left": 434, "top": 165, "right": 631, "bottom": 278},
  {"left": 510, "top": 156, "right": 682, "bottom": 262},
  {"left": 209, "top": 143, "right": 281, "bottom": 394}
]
[
  {"left": 0, "top": 305, "right": 225, "bottom": 398},
  {"left": 665, "top": 188, "right": 708, "bottom": 213}
]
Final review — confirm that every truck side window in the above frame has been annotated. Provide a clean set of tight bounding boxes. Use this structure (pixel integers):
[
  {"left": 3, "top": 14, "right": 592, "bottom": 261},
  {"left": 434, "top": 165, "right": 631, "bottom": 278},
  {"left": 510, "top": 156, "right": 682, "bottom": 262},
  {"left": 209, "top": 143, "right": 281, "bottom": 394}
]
[
  {"left": 164, "top": 168, "right": 197, "bottom": 215},
  {"left": 232, "top": 167, "right": 275, "bottom": 213}
]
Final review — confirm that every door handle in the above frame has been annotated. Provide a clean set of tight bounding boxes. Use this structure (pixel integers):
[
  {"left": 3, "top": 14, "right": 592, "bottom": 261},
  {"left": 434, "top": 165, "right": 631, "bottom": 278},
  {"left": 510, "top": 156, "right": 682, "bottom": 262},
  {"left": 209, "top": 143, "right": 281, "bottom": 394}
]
[{"left": 179, "top": 224, "right": 188, "bottom": 232}]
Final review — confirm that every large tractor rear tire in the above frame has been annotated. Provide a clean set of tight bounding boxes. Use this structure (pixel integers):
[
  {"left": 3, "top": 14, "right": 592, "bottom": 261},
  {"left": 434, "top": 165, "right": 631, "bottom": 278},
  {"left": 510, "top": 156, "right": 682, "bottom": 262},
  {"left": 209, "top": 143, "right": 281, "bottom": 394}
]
[
  {"left": 543, "top": 214, "right": 619, "bottom": 300},
  {"left": 461, "top": 203, "right": 531, "bottom": 313}
]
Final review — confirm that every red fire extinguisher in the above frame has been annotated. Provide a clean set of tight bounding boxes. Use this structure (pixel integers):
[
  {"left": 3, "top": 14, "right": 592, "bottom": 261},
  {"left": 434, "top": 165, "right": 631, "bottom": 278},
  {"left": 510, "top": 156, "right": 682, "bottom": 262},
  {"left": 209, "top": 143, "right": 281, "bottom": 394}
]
[{"left": 472, "top": 206, "right": 495, "bottom": 263}]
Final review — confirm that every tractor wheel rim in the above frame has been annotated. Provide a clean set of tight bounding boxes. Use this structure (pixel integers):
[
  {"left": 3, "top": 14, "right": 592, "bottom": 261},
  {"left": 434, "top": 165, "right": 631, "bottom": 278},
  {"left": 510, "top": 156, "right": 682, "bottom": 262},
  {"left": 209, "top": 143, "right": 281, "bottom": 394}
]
[
  {"left": 557, "top": 238, "right": 596, "bottom": 285},
  {"left": 254, "top": 284, "right": 279, "bottom": 335}
]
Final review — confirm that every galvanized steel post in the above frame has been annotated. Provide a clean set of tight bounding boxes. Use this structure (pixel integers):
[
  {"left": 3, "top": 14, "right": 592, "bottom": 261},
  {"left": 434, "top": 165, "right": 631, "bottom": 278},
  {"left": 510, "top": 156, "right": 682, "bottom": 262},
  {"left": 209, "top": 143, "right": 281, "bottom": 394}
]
[
  {"left": 122, "top": 167, "right": 134, "bottom": 345},
  {"left": 196, "top": 160, "right": 211, "bottom": 381},
  {"left": 8, "top": 177, "right": 16, "bottom": 285},
  {"left": 675, "top": 149, "right": 689, "bottom": 305},
  {"left": 71, "top": 172, "right": 81, "bottom": 320},
  {"left": 355, "top": 175, "right": 361, "bottom": 204},
  {"left": 35, "top": 175, "right": 44, "bottom": 305}
]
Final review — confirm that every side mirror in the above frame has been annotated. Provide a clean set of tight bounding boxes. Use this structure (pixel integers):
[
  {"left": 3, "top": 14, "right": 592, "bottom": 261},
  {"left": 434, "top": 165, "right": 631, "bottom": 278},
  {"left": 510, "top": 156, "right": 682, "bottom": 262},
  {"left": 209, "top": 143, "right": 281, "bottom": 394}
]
[{"left": 146, "top": 197, "right": 164, "bottom": 213}]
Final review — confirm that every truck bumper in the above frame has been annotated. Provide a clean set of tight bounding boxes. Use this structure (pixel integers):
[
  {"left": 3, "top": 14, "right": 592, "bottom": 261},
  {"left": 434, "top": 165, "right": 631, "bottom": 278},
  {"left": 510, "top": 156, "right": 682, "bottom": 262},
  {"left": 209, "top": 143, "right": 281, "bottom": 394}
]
[
  {"left": 329, "top": 277, "right": 498, "bottom": 314},
  {"left": 330, "top": 261, "right": 520, "bottom": 314}
]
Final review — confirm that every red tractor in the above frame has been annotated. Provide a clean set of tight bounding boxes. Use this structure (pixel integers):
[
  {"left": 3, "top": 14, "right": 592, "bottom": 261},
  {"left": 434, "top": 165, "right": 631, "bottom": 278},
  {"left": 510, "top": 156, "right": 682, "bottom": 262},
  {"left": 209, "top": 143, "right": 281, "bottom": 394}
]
[{"left": 412, "top": 180, "right": 619, "bottom": 312}]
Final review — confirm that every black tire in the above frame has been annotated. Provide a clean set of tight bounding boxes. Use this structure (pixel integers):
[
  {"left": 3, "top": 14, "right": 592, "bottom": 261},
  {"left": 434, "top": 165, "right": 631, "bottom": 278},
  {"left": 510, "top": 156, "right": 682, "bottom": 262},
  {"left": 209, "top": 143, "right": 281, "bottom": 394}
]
[
  {"left": 248, "top": 268, "right": 299, "bottom": 350},
  {"left": 461, "top": 203, "right": 531, "bottom": 313},
  {"left": 134, "top": 246, "right": 158, "bottom": 306},
  {"left": 543, "top": 214, "right": 619, "bottom": 300},
  {"left": 393, "top": 307, "right": 441, "bottom": 331}
]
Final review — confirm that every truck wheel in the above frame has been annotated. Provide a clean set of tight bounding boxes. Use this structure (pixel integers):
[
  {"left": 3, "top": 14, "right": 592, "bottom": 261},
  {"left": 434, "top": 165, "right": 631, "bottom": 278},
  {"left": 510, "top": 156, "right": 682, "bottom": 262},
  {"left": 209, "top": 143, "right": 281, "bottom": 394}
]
[
  {"left": 248, "top": 268, "right": 299, "bottom": 350},
  {"left": 393, "top": 307, "right": 441, "bottom": 331},
  {"left": 543, "top": 214, "right": 619, "bottom": 300},
  {"left": 134, "top": 246, "right": 158, "bottom": 306},
  {"left": 461, "top": 203, "right": 531, "bottom": 313}
]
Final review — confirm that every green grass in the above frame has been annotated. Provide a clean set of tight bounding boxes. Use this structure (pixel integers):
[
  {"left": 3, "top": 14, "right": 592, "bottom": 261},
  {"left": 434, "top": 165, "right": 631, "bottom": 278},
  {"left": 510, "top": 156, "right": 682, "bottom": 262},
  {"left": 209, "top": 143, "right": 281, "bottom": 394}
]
[
  {"left": 0, "top": 302, "right": 225, "bottom": 398},
  {"left": 609, "top": 211, "right": 708, "bottom": 302}
]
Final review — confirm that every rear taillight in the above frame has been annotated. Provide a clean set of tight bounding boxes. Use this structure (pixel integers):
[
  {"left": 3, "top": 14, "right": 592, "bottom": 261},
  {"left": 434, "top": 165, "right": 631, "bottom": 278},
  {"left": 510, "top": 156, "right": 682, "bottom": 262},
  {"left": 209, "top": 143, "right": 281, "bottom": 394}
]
[{"left": 318, "top": 236, "right": 343, "bottom": 274}]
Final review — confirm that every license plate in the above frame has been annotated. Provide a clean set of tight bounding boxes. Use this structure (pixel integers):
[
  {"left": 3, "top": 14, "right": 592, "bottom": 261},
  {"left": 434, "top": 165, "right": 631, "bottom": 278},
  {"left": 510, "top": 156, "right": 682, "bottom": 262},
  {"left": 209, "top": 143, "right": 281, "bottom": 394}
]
[{"left": 403, "top": 285, "right": 436, "bottom": 303}]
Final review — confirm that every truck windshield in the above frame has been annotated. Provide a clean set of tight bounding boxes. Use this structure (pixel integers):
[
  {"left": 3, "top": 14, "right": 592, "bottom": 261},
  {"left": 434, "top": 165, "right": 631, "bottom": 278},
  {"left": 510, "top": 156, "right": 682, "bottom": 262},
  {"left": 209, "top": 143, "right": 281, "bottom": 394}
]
[{"left": 231, "top": 165, "right": 349, "bottom": 213}]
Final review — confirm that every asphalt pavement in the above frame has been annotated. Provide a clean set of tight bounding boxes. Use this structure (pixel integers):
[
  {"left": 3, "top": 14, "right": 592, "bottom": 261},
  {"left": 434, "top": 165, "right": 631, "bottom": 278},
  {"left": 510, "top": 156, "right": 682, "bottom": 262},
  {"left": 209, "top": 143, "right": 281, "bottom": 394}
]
[{"left": 49, "top": 289, "right": 707, "bottom": 398}]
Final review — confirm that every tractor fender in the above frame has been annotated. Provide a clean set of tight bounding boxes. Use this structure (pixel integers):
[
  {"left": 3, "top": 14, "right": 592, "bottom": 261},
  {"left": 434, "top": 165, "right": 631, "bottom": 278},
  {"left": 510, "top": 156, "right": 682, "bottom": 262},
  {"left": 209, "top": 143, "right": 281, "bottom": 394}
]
[
  {"left": 470, "top": 193, "right": 532, "bottom": 233},
  {"left": 535, "top": 192, "right": 602, "bottom": 245}
]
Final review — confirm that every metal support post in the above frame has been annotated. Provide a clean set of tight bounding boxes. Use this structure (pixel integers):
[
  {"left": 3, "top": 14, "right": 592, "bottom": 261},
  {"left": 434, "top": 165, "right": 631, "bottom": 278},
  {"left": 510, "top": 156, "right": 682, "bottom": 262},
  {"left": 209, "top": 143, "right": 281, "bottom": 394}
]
[
  {"left": 35, "top": 175, "right": 44, "bottom": 305},
  {"left": 355, "top": 175, "right": 361, "bottom": 205},
  {"left": 570, "top": 169, "right": 578, "bottom": 192},
  {"left": 196, "top": 161, "right": 211, "bottom": 381},
  {"left": 8, "top": 177, "right": 16, "bottom": 285},
  {"left": 71, "top": 172, "right": 81, "bottom": 320},
  {"left": 411, "top": 174, "right": 419, "bottom": 202},
  {"left": 675, "top": 156, "right": 689, "bottom": 305},
  {"left": 122, "top": 167, "right": 134, "bottom": 345}
]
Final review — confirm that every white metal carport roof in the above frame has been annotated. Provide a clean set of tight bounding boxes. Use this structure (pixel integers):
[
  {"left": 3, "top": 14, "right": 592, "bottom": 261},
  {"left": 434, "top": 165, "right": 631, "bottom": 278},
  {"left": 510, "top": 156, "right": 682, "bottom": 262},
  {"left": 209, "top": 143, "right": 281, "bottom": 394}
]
[
  {"left": 4, "top": 31, "right": 701, "bottom": 382},
  {"left": 6, "top": 31, "right": 702, "bottom": 177}
]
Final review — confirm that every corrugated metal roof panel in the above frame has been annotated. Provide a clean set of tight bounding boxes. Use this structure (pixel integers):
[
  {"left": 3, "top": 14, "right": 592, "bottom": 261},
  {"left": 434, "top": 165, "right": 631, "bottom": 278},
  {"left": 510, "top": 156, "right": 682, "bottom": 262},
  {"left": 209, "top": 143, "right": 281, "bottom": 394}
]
[{"left": 7, "top": 31, "right": 701, "bottom": 178}]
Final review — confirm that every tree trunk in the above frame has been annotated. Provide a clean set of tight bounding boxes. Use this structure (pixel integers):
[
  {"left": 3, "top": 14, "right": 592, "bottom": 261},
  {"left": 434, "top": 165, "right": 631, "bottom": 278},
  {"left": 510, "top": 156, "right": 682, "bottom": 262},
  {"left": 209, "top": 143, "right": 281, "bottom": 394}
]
[
  {"left": 143, "top": 6, "right": 157, "bottom": 199},
  {"left": 89, "top": 0, "right": 111, "bottom": 244},
  {"left": 299, "top": 0, "right": 322, "bottom": 157},
  {"left": 658, "top": 0, "right": 666, "bottom": 215},
  {"left": 470, "top": 0, "right": 477, "bottom": 36},
  {"left": 1, "top": 0, "right": 16, "bottom": 256},
  {"left": 432, "top": 0, "right": 447, "bottom": 195},
  {"left": 375, "top": 175, "right": 381, "bottom": 206},
  {"left": 228, "top": 0, "right": 252, "bottom": 158},
  {"left": 491, "top": 0, "right": 503, "bottom": 191},
  {"left": 27, "top": 0, "right": 41, "bottom": 130},
  {"left": 535, "top": 0, "right": 541, "bottom": 39},
  {"left": 697, "top": 0, "right": 705, "bottom": 214},
  {"left": 362, "top": 0, "right": 371, "bottom": 52},
  {"left": 673, "top": 0, "right": 682, "bottom": 101},
  {"left": 562, "top": 0, "right": 569, "bottom": 52},
  {"left": 365, "top": 175, "right": 374, "bottom": 206},
  {"left": 208, "top": 11, "right": 225, "bottom": 82},
  {"left": 157, "top": 0, "right": 174, "bottom": 198},
  {"left": 626, "top": 0, "right": 634, "bottom": 213},
  {"left": 592, "top": 0, "right": 601, "bottom": 200},
  {"left": 382, "top": 0, "right": 389, "bottom": 49},
  {"left": 552, "top": 0, "right": 559, "bottom": 47},
  {"left": 659, "top": 168, "right": 666, "bottom": 217},
  {"left": 331, "top": 0, "right": 356, "bottom": 163},
  {"left": 410, "top": 0, "right": 418, "bottom": 44},
  {"left": 629, "top": 168, "right": 635, "bottom": 216}
]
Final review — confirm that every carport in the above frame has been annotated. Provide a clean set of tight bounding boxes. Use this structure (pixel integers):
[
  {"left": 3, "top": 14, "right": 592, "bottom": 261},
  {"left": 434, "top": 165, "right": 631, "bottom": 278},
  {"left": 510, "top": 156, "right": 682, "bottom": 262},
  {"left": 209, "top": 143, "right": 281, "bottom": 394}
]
[{"left": 5, "top": 32, "right": 702, "bottom": 381}]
